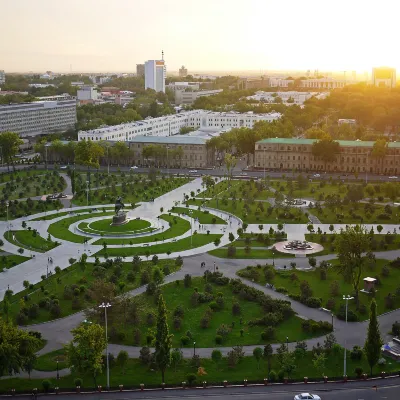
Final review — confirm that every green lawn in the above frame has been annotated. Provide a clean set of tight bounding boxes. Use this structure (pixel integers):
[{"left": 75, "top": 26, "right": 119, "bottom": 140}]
[
  {"left": 5, "top": 230, "right": 59, "bottom": 253},
  {"left": 92, "top": 214, "right": 190, "bottom": 245},
  {"left": 170, "top": 206, "right": 226, "bottom": 224},
  {"left": 72, "top": 177, "right": 190, "bottom": 206},
  {"left": 108, "top": 276, "right": 319, "bottom": 348},
  {"left": 95, "top": 234, "right": 222, "bottom": 257},
  {"left": 47, "top": 212, "right": 115, "bottom": 243},
  {"left": 84, "top": 218, "right": 152, "bottom": 233},
  {"left": 237, "top": 259, "right": 400, "bottom": 320},
  {"left": 1, "top": 259, "right": 180, "bottom": 325},
  {"left": 305, "top": 233, "right": 400, "bottom": 255},
  {"left": 0, "top": 254, "right": 29, "bottom": 272},
  {"left": 31, "top": 209, "right": 98, "bottom": 221},
  {"left": 35, "top": 349, "right": 68, "bottom": 371},
  {"left": 0, "top": 350, "right": 397, "bottom": 392},
  {"left": 209, "top": 247, "right": 292, "bottom": 259},
  {"left": 0, "top": 200, "right": 63, "bottom": 221}
]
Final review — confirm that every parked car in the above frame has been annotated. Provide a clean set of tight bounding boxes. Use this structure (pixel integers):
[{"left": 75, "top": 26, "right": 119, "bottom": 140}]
[
  {"left": 189, "top": 170, "right": 198, "bottom": 173},
  {"left": 294, "top": 394, "right": 321, "bottom": 400},
  {"left": 60, "top": 165, "right": 68, "bottom": 169},
  {"left": 313, "top": 173, "right": 321, "bottom": 178},
  {"left": 240, "top": 172, "right": 247, "bottom": 176},
  {"left": 388, "top": 176, "right": 398, "bottom": 179},
  {"left": 130, "top": 166, "right": 138, "bottom": 169}
]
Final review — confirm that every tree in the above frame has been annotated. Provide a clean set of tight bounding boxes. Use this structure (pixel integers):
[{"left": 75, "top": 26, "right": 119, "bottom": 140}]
[
  {"left": 211, "top": 349, "right": 222, "bottom": 371},
  {"left": 263, "top": 344, "right": 273, "bottom": 375},
  {"left": 154, "top": 294, "right": 172, "bottom": 383},
  {"left": 65, "top": 323, "right": 106, "bottom": 388},
  {"left": 253, "top": 347, "right": 263, "bottom": 369},
  {"left": 171, "top": 348, "right": 183, "bottom": 372},
  {"left": 116, "top": 350, "right": 129, "bottom": 374},
  {"left": 312, "top": 352, "right": 326, "bottom": 377},
  {"left": 280, "top": 351, "right": 296, "bottom": 379},
  {"left": 335, "top": 225, "right": 370, "bottom": 307},
  {"left": 0, "top": 319, "right": 40, "bottom": 377},
  {"left": 74, "top": 140, "right": 105, "bottom": 169},
  {"left": 308, "top": 257, "right": 316, "bottom": 268},
  {"left": 224, "top": 153, "right": 237, "bottom": 183},
  {"left": 228, "top": 232, "right": 235, "bottom": 242},
  {"left": 371, "top": 139, "right": 387, "bottom": 173},
  {"left": 311, "top": 138, "right": 340, "bottom": 171},
  {"left": 364, "top": 299, "right": 383, "bottom": 375},
  {"left": 0, "top": 132, "right": 23, "bottom": 171}
]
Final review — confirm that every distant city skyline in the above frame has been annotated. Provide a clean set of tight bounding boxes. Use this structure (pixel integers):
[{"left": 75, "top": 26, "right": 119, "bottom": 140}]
[{"left": 1, "top": 0, "right": 399, "bottom": 74}]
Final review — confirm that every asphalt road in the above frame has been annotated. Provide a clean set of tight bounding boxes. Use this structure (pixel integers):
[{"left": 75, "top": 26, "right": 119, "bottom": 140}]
[
  {"left": 1, "top": 163, "right": 396, "bottom": 183},
  {"left": 13, "top": 379, "right": 400, "bottom": 400}
]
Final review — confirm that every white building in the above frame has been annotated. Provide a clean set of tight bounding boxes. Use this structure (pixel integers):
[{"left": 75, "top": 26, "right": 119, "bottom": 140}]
[
  {"left": 247, "top": 91, "right": 329, "bottom": 105},
  {"left": 268, "top": 78, "right": 294, "bottom": 88},
  {"left": 28, "top": 83, "right": 56, "bottom": 89},
  {"left": 89, "top": 76, "right": 111, "bottom": 85},
  {"left": 0, "top": 99, "right": 77, "bottom": 137},
  {"left": 145, "top": 59, "right": 166, "bottom": 93},
  {"left": 166, "top": 82, "right": 200, "bottom": 91},
  {"left": 175, "top": 89, "right": 223, "bottom": 105},
  {"left": 77, "top": 110, "right": 281, "bottom": 142},
  {"left": 77, "top": 86, "right": 99, "bottom": 102},
  {"left": 0, "top": 70, "right": 5, "bottom": 85},
  {"left": 372, "top": 67, "right": 396, "bottom": 88},
  {"left": 300, "top": 78, "right": 354, "bottom": 89},
  {"left": 338, "top": 119, "right": 357, "bottom": 126}
]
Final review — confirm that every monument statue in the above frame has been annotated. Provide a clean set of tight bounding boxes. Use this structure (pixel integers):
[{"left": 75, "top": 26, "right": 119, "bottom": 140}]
[
  {"left": 112, "top": 196, "right": 127, "bottom": 225},
  {"left": 115, "top": 196, "right": 125, "bottom": 214}
]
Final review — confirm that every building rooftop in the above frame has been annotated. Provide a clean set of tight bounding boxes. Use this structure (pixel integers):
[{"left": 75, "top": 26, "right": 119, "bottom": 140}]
[
  {"left": 256, "top": 138, "right": 400, "bottom": 148},
  {"left": 128, "top": 135, "right": 208, "bottom": 145}
]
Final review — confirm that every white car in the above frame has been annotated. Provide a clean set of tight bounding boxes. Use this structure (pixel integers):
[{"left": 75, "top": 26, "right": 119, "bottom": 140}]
[
  {"left": 130, "top": 166, "right": 138, "bottom": 169},
  {"left": 240, "top": 172, "right": 247, "bottom": 176},
  {"left": 388, "top": 176, "right": 398, "bottom": 179},
  {"left": 60, "top": 166, "right": 68, "bottom": 169},
  {"left": 294, "top": 394, "right": 321, "bottom": 400},
  {"left": 313, "top": 174, "right": 321, "bottom": 178},
  {"left": 189, "top": 170, "right": 198, "bottom": 173}
]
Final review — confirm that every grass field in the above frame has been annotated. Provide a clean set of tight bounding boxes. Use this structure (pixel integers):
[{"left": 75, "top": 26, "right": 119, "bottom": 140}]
[
  {"left": 95, "top": 234, "right": 222, "bottom": 257},
  {"left": 170, "top": 206, "right": 226, "bottom": 224},
  {"left": 31, "top": 209, "right": 97, "bottom": 221},
  {"left": 92, "top": 214, "right": 190, "bottom": 245},
  {"left": 209, "top": 247, "right": 292, "bottom": 259},
  {"left": 1, "top": 259, "right": 180, "bottom": 325},
  {"left": 237, "top": 259, "right": 400, "bottom": 320},
  {"left": 85, "top": 218, "right": 151, "bottom": 233},
  {"left": 108, "top": 276, "right": 320, "bottom": 348},
  {"left": 5, "top": 230, "right": 59, "bottom": 253},
  {"left": 0, "top": 254, "right": 29, "bottom": 272},
  {"left": 47, "top": 212, "right": 115, "bottom": 243},
  {"left": 2, "top": 345, "right": 396, "bottom": 391}
]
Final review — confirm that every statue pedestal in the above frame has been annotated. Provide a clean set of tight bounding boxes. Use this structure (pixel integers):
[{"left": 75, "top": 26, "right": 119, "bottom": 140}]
[{"left": 112, "top": 212, "right": 128, "bottom": 226}]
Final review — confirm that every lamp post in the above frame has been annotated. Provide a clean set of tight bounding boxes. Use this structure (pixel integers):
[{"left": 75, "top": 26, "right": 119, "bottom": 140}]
[
  {"left": 86, "top": 181, "right": 89, "bottom": 207},
  {"left": 342, "top": 295, "right": 354, "bottom": 378},
  {"left": 6, "top": 202, "right": 9, "bottom": 233},
  {"left": 189, "top": 209, "right": 193, "bottom": 247},
  {"left": 166, "top": 146, "right": 170, "bottom": 178},
  {"left": 331, "top": 313, "right": 334, "bottom": 329},
  {"left": 99, "top": 302, "right": 111, "bottom": 390},
  {"left": 56, "top": 358, "right": 59, "bottom": 380},
  {"left": 193, "top": 341, "right": 196, "bottom": 356},
  {"left": 213, "top": 262, "right": 216, "bottom": 272},
  {"left": 45, "top": 145, "right": 48, "bottom": 170},
  {"left": 272, "top": 250, "right": 275, "bottom": 266},
  {"left": 286, "top": 336, "right": 289, "bottom": 352}
]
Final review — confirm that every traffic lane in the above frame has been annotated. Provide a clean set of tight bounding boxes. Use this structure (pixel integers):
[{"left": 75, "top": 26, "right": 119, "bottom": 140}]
[{"left": 16, "top": 380, "right": 400, "bottom": 400}]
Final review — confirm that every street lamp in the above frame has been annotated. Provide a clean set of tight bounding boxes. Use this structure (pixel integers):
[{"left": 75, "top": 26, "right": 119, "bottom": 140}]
[
  {"left": 189, "top": 209, "right": 193, "bottom": 247},
  {"left": 6, "top": 201, "right": 9, "bottom": 233},
  {"left": 342, "top": 295, "right": 354, "bottom": 378},
  {"left": 193, "top": 341, "right": 196, "bottom": 356},
  {"left": 331, "top": 313, "right": 334, "bottom": 329},
  {"left": 99, "top": 302, "right": 111, "bottom": 390},
  {"left": 166, "top": 146, "right": 170, "bottom": 178},
  {"left": 86, "top": 181, "right": 89, "bottom": 207},
  {"left": 213, "top": 262, "right": 216, "bottom": 272},
  {"left": 286, "top": 336, "right": 289, "bottom": 352},
  {"left": 272, "top": 250, "right": 275, "bottom": 266},
  {"left": 56, "top": 358, "right": 59, "bottom": 380}
]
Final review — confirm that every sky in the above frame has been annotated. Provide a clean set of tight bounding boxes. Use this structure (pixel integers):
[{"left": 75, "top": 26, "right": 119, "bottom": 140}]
[{"left": 1, "top": 0, "right": 399, "bottom": 74}]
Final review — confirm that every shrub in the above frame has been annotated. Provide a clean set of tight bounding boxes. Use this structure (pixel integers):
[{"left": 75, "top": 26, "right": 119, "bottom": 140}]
[
  {"left": 330, "top": 280, "right": 340, "bottom": 297},
  {"left": 184, "top": 274, "right": 192, "bottom": 288},
  {"left": 269, "top": 370, "right": 277, "bottom": 382},
  {"left": 381, "top": 265, "right": 390, "bottom": 277},
  {"left": 261, "top": 326, "right": 275, "bottom": 340},
  {"left": 180, "top": 336, "right": 190, "bottom": 345},
  {"left": 74, "top": 378, "right": 83, "bottom": 387},
  {"left": 215, "top": 335, "right": 223, "bottom": 345},
  {"left": 42, "top": 380, "right": 51, "bottom": 392},
  {"left": 139, "top": 347, "right": 151, "bottom": 364},
  {"left": 146, "top": 282, "right": 157, "bottom": 295},
  {"left": 392, "top": 321, "right": 400, "bottom": 336},
  {"left": 200, "top": 315, "right": 210, "bottom": 329},
  {"left": 173, "top": 305, "right": 184, "bottom": 318},
  {"left": 50, "top": 304, "right": 61, "bottom": 318},
  {"left": 146, "top": 312, "right": 155, "bottom": 326},
  {"left": 232, "top": 302, "right": 241, "bottom": 315},
  {"left": 71, "top": 298, "right": 81, "bottom": 310},
  {"left": 305, "top": 297, "right": 322, "bottom": 308},
  {"left": 350, "top": 346, "right": 363, "bottom": 361},
  {"left": 186, "top": 373, "right": 197, "bottom": 386},
  {"left": 326, "top": 298, "right": 336, "bottom": 310},
  {"left": 277, "top": 370, "right": 285, "bottom": 381},
  {"left": 275, "top": 287, "right": 288, "bottom": 294},
  {"left": 354, "top": 367, "right": 363, "bottom": 378},
  {"left": 337, "top": 305, "right": 358, "bottom": 322},
  {"left": 173, "top": 317, "right": 182, "bottom": 331},
  {"left": 216, "top": 324, "right": 230, "bottom": 339}
]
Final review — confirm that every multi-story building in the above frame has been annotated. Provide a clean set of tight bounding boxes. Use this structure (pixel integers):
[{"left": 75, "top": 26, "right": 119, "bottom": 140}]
[
  {"left": 179, "top": 65, "right": 188, "bottom": 77},
  {"left": 136, "top": 64, "right": 145, "bottom": 77},
  {"left": 255, "top": 138, "right": 400, "bottom": 175},
  {"left": 129, "top": 135, "right": 211, "bottom": 168},
  {"left": 77, "top": 85, "right": 99, "bottom": 104},
  {"left": 372, "top": 67, "right": 396, "bottom": 88},
  {"left": 0, "top": 70, "right": 5, "bottom": 85},
  {"left": 174, "top": 89, "right": 223, "bottom": 105},
  {"left": 300, "top": 78, "right": 354, "bottom": 89},
  {"left": 0, "top": 99, "right": 77, "bottom": 137},
  {"left": 166, "top": 82, "right": 200, "bottom": 92},
  {"left": 145, "top": 59, "right": 166, "bottom": 93},
  {"left": 78, "top": 110, "right": 281, "bottom": 142},
  {"left": 247, "top": 91, "right": 329, "bottom": 105}
]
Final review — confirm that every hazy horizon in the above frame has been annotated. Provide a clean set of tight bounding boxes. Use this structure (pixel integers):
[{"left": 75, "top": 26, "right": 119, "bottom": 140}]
[{"left": 1, "top": 0, "right": 399, "bottom": 74}]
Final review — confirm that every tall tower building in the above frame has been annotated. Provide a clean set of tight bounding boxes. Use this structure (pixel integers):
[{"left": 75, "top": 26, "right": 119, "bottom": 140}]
[
  {"left": 179, "top": 65, "right": 188, "bottom": 78},
  {"left": 372, "top": 67, "right": 396, "bottom": 88},
  {"left": 144, "top": 51, "right": 166, "bottom": 93}
]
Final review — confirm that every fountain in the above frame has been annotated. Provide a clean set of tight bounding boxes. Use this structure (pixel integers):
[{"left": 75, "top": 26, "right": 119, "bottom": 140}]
[{"left": 283, "top": 240, "right": 313, "bottom": 251}]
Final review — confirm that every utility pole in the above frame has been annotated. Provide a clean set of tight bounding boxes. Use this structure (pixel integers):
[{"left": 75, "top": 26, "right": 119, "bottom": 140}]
[{"left": 343, "top": 295, "right": 354, "bottom": 378}]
